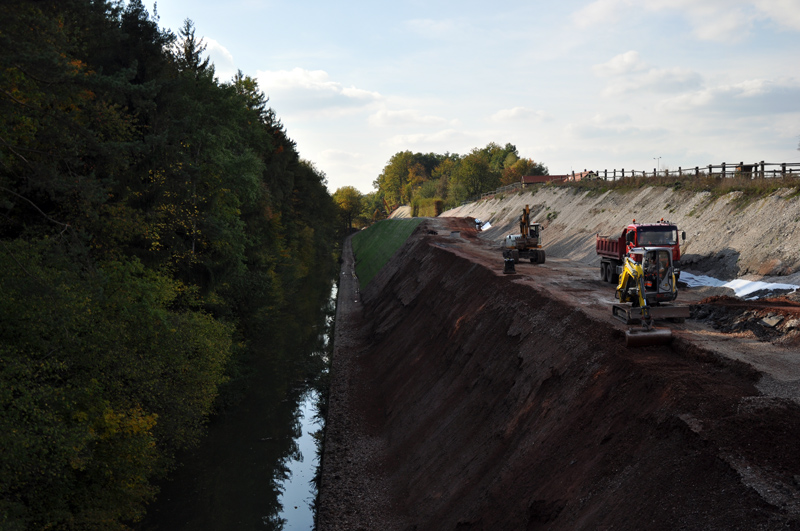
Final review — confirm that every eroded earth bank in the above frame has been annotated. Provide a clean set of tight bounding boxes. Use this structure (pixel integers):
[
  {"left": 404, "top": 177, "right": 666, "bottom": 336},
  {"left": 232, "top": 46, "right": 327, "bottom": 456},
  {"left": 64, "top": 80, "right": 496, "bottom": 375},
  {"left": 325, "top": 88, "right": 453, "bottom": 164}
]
[{"left": 317, "top": 218, "right": 800, "bottom": 531}]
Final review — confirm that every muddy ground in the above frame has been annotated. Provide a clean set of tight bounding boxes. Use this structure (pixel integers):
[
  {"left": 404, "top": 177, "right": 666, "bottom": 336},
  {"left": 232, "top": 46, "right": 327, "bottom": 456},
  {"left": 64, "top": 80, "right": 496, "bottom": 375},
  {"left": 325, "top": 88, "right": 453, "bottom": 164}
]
[{"left": 317, "top": 217, "right": 800, "bottom": 531}]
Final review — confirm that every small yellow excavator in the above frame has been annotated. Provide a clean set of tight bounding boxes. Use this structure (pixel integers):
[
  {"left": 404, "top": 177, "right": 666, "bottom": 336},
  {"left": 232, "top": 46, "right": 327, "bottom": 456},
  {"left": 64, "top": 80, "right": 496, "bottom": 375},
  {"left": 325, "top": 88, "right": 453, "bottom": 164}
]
[{"left": 613, "top": 246, "right": 689, "bottom": 347}]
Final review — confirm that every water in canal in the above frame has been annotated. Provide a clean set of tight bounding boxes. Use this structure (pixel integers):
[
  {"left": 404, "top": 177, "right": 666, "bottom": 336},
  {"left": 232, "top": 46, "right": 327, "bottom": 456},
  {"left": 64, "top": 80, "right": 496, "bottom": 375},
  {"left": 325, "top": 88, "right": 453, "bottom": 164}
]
[{"left": 138, "top": 284, "right": 336, "bottom": 531}]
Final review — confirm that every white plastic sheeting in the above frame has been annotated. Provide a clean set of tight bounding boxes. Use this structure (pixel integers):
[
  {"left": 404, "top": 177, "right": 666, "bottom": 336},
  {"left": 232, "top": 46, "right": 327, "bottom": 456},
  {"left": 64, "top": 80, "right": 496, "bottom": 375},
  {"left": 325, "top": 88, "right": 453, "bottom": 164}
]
[{"left": 681, "top": 272, "right": 799, "bottom": 300}]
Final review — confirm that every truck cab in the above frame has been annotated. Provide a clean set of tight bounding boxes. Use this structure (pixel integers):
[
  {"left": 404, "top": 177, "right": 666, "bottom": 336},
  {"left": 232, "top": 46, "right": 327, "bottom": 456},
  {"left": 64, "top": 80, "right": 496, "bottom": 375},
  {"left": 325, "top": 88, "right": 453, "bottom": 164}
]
[
  {"left": 598, "top": 219, "right": 686, "bottom": 284},
  {"left": 622, "top": 220, "right": 685, "bottom": 276}
]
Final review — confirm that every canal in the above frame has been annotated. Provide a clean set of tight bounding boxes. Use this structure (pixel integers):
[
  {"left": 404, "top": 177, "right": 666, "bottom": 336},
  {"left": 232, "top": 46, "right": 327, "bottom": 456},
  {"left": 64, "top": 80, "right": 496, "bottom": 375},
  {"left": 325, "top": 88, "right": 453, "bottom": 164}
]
[{"left": 138, "top": 284, "right": 336, "bottom": 530}]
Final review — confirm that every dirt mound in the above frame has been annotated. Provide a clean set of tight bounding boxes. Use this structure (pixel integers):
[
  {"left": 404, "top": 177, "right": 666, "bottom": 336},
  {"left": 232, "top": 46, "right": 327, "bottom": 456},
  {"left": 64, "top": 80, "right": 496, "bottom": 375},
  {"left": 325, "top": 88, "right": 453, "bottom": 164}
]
[
  {"left": 691, "top": 296, "right": 800, "bottom": 348},
  {"left": 318, "top": 221, "right": 800, "bottom": 530}
]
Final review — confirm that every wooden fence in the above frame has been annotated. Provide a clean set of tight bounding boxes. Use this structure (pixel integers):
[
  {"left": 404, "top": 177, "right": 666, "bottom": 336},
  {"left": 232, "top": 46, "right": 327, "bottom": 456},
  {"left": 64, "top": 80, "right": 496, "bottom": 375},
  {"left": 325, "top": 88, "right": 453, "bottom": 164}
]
[
  {"left": 467, "top": 161, "right": 800, "bottom": 204},
  {"left": 585, "top": 161, "right": 800, "bottom": 181}
]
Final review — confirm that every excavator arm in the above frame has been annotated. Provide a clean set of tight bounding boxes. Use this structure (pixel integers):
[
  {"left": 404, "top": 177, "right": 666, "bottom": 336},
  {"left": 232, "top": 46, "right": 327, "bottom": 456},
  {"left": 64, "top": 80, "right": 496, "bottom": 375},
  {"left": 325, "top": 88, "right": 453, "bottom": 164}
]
[
  {"left": 614, "top": 253, "right": 676, "bottom": 347},
  {"left": 615, "top": 256, "right": 652, "bottom": 324}
]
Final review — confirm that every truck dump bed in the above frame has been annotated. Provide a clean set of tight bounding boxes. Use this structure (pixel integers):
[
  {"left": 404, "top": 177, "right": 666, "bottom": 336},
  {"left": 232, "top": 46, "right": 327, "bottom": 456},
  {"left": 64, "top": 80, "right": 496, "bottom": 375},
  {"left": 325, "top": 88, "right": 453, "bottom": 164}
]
[{"left": 596, "top": 234, "right": 625, "bottom": 260}]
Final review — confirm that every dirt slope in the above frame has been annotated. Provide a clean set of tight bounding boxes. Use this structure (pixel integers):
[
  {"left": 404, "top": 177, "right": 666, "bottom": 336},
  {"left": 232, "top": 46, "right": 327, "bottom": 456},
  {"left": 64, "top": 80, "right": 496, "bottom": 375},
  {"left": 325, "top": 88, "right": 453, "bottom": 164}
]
[
  {"left": 318, "top": 219, "right": 800, "bottom": 530},
  {"left": 443, "top": 186, "right": 800, "bottom": 284}
]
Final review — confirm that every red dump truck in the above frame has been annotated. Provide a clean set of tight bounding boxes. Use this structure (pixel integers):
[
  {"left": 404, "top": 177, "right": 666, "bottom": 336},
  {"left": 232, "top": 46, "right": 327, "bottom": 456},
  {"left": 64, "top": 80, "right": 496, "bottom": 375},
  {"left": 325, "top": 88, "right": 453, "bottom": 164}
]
[{"left": 596, "top": 219, "right": 685, "bottom": 284}]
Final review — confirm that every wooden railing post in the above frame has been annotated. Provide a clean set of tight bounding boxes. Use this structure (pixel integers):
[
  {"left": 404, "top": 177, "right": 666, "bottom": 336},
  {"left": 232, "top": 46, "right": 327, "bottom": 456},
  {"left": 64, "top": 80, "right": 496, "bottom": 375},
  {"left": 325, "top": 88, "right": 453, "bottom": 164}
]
[{"left": 760, "top": 160, "right": 765, "bottom": 179}]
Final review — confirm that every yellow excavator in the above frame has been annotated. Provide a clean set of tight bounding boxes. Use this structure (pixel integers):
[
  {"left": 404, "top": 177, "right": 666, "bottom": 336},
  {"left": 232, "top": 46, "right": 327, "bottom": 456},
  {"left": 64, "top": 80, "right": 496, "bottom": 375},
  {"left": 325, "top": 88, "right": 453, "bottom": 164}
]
[
  {"left": 613, "top": 246, "right": 689, "bottom": 347},
  {"left": 502, "top": 204, "right": 545, "bottom": 264}
]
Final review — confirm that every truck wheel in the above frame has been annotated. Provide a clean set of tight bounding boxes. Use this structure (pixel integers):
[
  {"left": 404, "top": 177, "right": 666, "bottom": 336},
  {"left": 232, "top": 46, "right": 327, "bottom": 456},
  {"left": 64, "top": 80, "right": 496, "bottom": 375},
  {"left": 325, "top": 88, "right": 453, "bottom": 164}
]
[
  {"left": 600, "top": 263, "right": 607, "bottom": 281},
  {"left": 607, "top": 263, "right": 619, "bottom": 284},
  {"left": 540, "top": 250, "right": 546, "bottom": 264}
]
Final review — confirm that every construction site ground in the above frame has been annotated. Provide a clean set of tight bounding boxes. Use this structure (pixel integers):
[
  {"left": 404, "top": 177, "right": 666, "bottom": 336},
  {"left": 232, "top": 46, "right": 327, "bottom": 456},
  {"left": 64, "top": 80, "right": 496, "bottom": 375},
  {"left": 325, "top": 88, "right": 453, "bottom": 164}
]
[{"left": 317, "top": 216, "right": 800, "bottom": 531}]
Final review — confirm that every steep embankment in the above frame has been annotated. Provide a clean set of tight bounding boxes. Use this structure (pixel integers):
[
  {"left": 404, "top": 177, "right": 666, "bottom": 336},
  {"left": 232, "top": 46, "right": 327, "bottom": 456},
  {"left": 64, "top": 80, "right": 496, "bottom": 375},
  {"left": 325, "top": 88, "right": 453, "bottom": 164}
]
[
  {"left": 443, "top": 186, "right": 800, "bottom": 284},
  {"left": 318, "top": 219, "right": 800, "bottom": 530}
]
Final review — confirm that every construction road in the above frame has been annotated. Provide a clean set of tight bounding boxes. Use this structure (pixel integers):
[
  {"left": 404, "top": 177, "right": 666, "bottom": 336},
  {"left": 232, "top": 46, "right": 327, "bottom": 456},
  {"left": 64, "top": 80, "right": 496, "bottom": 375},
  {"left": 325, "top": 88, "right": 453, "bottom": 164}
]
[{"left": 428, "top": 216, "right": 800, "bottom": 396}]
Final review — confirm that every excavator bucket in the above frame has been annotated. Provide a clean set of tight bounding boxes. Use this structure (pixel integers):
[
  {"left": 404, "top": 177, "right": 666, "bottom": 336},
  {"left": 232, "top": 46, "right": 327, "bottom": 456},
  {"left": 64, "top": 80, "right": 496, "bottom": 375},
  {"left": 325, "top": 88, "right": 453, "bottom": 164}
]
[{"left": 624, "top": 326, "right": 673, "bottom": 348}]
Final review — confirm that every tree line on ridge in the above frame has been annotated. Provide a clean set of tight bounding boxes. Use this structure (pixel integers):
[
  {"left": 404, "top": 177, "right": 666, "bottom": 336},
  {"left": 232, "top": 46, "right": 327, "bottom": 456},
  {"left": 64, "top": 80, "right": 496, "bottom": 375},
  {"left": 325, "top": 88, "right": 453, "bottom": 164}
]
[{"left": 333, "top": 143, "right": 548, "bottom": 229}]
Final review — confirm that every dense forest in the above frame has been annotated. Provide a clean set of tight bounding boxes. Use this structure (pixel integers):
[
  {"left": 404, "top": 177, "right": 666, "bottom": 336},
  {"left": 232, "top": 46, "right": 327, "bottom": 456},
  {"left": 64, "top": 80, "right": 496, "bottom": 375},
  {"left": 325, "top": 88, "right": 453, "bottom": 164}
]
[
  {"left": 0, "top": 1, "right": 338, "bottom": 529},
  {"left": 333, "top": 143, "right": 548, "bottom": 227}
]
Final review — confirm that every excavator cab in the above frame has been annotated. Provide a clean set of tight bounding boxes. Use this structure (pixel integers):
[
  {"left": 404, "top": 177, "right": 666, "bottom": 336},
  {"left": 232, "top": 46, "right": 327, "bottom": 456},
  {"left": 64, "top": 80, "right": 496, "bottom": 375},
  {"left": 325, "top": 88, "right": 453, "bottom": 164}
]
[
  {"left": 641, "top": 248, "right": 677, "bottom": 304},
  {"left": 617, "top": 247, "right": 677, "bottom": 306},
  {"left": 527, "top": 223, "right": 541, "bottom": 244}
]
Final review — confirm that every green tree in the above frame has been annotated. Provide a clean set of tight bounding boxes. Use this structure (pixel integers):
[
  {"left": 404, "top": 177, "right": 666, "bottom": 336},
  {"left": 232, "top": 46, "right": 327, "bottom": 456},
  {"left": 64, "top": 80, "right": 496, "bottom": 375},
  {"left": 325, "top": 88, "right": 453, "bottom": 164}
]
[
  {"left": 0, "top": 2, "right": 338, "bottom": 528},
  {"left": 485, "top": 142, "right": 519, "bottom": 173},
  {"left": 373, "top": 150, "right": 414, "bottom": 206},
  {"left": 333, "top": 186, "right": 363, "bottom": 230},
  {"left": 449, "top": 148, "right": 500, "bottom": 202},
  {"left": 359, "top": 191, "right": 383, "bottom": 222},
  {"left": 501, "top": 158, "right": 549, "bottom": 186},
  {"left": 0, "top": 239, "right": 232, "bottom": 530}
]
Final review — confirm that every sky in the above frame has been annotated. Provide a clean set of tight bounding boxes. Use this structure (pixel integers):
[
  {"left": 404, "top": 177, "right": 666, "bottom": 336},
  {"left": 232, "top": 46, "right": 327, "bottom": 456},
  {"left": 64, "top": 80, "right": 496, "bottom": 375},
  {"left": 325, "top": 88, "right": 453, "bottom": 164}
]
[{"left": 150, "top": 0, "right": 800, "bottom": 194}]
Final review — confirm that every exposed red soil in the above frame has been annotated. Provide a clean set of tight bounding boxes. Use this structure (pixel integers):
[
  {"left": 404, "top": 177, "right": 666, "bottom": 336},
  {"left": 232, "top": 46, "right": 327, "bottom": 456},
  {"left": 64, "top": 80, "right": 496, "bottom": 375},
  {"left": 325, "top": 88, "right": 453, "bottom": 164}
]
[
  {"left": 692, "top": 296, "right": 800, "bottom": 348},
  {"left": 317, "top": 218, "right": 800, "bottom": 530},
  {"left": 698, "top": 295, "right": 800, "bottom": 315}
]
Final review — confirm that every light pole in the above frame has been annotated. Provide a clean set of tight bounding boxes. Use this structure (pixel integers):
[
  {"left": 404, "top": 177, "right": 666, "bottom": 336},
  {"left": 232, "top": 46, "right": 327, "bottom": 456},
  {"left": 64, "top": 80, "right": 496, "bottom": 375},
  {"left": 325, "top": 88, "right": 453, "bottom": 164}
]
[{"left": 653, "top": 157, "right": 661, "bottom": 174}]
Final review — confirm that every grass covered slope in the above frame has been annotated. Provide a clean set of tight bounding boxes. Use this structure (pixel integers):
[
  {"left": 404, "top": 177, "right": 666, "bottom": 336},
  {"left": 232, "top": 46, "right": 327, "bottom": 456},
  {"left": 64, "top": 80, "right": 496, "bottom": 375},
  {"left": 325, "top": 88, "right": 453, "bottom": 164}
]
[{"left": 351, "top": 219, "right": 424, "bottom": 288}]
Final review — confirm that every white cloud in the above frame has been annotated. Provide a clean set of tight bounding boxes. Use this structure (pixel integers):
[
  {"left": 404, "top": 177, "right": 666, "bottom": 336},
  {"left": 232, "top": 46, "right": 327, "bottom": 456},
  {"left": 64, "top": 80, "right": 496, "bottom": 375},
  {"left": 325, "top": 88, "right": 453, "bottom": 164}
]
[
  {"left": 490, "top": 107, "right": 552, "bottom": 122},
  {"left": 591, "top": 113, "right": 633, "bottom": 124},
  {"left": 593, "top": 51, "right": 647, "bottom": 77},
  {"left": 566, "top": 121, "right": 670, "bottom": 141},
  {"left": 319, "top": 149, "right": 363, "bottom": 162},
  {"left": 658, "top": 78, "right": 800, "bottom": 115},
  {"left": 574, "top": 0, "right": 800, "bottom": 41},
  {"left": 594, "top": 52, "right": 702, "bottom": 96},
  {"left": 256, "top": 68, "right": 381, "bottom": 114},
  {"left": 755, "top": 0, "right": 800, "bottom": 30},
  {"left": 257, "top": 68, "right": 376, "bottom": 97},
  {"left": 602, "top": 67, "right": 703, "bottom": 95},
  {"left": 404, "top": 18, "right": 460, "bottom": 37},
  {"left": 384, "top": 129, "right": 471, "bottom": 148},
  {"left": 573, "top": 0, "right": 628, "bottom": 28},
  {"left": 368, "top": 109, "right": 451, "bottom": 127},
  {"left": 689, "top": 6, "right": 754, "bottom": 41},
  {"left": 592, "top": 50, "right": 646, "bottom": 77},
  {"left": 204, "top": 38, "right": 236, "bottom": 81}
]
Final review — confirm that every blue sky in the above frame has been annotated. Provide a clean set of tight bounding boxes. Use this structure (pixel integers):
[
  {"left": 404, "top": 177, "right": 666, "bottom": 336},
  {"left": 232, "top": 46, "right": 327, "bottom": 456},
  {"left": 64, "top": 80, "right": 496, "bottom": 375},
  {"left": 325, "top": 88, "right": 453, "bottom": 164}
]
[{"left": 151, "top": 0, "right": 800, "bottom": 194}]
